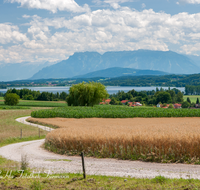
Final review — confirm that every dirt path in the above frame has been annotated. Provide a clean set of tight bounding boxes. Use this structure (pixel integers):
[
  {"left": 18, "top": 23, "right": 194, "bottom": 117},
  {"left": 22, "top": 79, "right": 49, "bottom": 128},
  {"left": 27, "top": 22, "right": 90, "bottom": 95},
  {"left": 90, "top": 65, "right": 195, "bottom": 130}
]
[{"left": 1, "top": 116, "right": 200, "bottom": 179}]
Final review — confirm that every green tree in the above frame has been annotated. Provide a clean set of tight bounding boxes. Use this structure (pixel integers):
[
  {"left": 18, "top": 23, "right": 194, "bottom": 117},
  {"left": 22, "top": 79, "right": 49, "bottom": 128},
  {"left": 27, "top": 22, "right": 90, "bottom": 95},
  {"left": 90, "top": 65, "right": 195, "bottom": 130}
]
[
  {"left": 176, "top": 92, "right": 184, "bottom": 103},
  {"left": 187, "top": 97, "right": 191, "bottom": 104},
  {"left": 168, "top": 104, "right": 174, "bottom": 108},
  {"left": 66, "top": 82, "right": 109, "bottom": 106},
  {"left": 182, "top": 101, "right": 190, "bottom": 108},
  {"left": 4, "top": 93, "right": 20, "bottom": 106},
  {"left": 156, "top": 91, "right": 172, "bottom": 104},
  {"left": 110, "top": 97, "right": 118, "bottom": 105},
  {"left": 196, "top": 98, "right": 199, "bottom": 104}
]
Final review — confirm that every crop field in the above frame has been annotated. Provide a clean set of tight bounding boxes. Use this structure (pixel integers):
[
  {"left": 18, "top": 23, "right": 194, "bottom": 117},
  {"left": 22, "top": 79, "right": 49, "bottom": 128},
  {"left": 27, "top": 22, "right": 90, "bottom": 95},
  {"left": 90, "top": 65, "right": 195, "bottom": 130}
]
[
  {"left": 0, "top": 100, "right": 67, "bottom": 107},
  {"left": 31, "top": 105, "right": 200, "bottom": 118},
  {"left": 28, "top": 116, "right": 200, "bottom": 164},
  {"left": 184, "top": 95, "right": 200, "bottom": 103}
]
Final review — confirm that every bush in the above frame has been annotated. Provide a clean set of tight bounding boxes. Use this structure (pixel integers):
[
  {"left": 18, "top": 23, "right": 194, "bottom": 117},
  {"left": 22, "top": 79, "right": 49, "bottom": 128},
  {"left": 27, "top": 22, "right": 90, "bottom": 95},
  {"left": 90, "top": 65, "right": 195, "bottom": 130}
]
[
  {"left": 182, "top": 101, "right": 190, "bottom": 108},
  {"left": 4, "top": 93, "right": 20, "bottom": 106}
]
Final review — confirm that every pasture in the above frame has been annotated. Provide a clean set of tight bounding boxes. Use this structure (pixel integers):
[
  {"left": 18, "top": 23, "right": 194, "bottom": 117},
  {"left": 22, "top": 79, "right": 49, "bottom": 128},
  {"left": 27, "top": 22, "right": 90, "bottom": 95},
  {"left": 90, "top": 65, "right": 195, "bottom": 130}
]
[
  {"left": 0, "top": 99, "right": 67, "bottom": 107},
  {"left": 183, "top": 95, "right": 200, "bottom": 103}
]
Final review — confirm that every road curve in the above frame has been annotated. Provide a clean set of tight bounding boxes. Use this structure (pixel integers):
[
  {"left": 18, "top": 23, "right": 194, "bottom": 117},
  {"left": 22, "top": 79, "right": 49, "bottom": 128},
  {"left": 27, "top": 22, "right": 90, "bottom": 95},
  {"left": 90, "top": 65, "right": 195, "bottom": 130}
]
[{"left": 0, "top": 116, "right": 200, "bottom": 179}]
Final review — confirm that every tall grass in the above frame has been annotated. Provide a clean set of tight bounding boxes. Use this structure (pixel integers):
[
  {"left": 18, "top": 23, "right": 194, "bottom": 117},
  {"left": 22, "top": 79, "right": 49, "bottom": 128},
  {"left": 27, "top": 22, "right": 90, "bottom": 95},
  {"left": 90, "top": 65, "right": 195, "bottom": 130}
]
[
  {"left": 32, "top": 105, "right": 200, "bottom": 118},
  {"left": 43, "top": 117, "right": 200, "bottom": 164}
]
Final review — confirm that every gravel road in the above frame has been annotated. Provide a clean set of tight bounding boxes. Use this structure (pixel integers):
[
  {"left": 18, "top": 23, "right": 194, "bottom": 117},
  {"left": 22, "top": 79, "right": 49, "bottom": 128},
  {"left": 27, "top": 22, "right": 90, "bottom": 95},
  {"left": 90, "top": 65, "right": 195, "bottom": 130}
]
[{"left": 0, "top": 116, "right": 200, "bottom": 179}]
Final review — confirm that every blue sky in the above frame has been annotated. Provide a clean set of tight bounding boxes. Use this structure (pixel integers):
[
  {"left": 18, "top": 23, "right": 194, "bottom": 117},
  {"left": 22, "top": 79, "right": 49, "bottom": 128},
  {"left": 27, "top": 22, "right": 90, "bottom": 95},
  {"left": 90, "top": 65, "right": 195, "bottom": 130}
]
[{"left": 1, "top": 0, "right": 200, "bottom": 64}]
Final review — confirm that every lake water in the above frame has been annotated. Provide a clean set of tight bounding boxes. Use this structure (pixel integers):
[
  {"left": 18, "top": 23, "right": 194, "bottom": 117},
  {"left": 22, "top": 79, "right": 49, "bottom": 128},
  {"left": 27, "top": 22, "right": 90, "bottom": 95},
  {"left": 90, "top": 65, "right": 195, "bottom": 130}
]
[{"left": 0, "top": 86, "right": 185, "bottom": 94}]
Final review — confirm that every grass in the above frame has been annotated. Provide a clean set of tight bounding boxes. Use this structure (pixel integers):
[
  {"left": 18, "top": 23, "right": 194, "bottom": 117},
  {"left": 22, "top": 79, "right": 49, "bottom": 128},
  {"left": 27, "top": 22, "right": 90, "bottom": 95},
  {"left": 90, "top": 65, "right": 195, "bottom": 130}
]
[
  {"left": 183, "top": 95, "right": 200, "bottom": 103},
  {"left": 0, "top": 173, "right": 200, "bottom": 189},
  {"left": 31, "top": 105, "right": 200, "bottom": 118},
  {"left": 0, "top": 109, "right": 48, "bottom": 143},
  {"left": 0, "top": 100, "right": 67, "bottom": 107},
  {"left": 0, "top": 97, "right": 4, "bottom": 100},
  {"left": 0, "top": 109, "right": 48, "bottom": 171}
]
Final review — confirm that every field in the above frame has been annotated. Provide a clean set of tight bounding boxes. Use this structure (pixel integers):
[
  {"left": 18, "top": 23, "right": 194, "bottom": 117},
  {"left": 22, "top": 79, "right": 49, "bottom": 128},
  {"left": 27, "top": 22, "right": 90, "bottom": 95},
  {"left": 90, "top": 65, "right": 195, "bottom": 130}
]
[
  {"left": 1, "top": 103, "right": 200, "bottom": 189},
  {"left": 27, "top": 116, "right": 200, "bottom": 164},
  {"left": 0, "top": 109, "right": 47, "bottom": 145},
  {"left": 0, "top": 100, "right": 67, "bottom": 107},
  {"left": 183, "top": 95, "right": 200, "bottom": 103},
  {"left": 31, "top": 105, "right": 200, "bottom": 118}
]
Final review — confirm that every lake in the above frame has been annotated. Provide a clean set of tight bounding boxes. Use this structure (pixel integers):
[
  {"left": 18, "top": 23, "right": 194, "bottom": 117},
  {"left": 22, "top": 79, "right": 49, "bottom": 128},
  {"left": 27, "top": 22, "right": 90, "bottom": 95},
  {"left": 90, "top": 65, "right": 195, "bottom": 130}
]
[{"left": 0, "top": 86, "right": 185, "bottom": 94}]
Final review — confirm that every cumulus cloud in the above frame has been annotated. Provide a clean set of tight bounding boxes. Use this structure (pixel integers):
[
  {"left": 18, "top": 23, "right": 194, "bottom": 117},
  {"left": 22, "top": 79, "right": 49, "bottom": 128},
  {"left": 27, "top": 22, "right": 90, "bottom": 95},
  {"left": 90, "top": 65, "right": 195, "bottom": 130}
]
[
  {"left": 2, "top": 8, "right": 200, "bottom": 63},
  {"left": 0, "top": 24, "right": 28, "bottom": 44},
  {"left": 177, "top": 0, "right": 200, "bottom": 4},
  {"left": 6, "top": 0, "right": 90, "bottom": 13}
]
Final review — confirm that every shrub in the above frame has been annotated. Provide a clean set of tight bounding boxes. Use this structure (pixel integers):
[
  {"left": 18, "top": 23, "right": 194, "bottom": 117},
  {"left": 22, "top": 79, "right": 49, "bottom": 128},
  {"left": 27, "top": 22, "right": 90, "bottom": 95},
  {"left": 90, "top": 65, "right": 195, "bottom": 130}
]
[{"left": 4, "top": 93, "right": 20, "bottom": 106}]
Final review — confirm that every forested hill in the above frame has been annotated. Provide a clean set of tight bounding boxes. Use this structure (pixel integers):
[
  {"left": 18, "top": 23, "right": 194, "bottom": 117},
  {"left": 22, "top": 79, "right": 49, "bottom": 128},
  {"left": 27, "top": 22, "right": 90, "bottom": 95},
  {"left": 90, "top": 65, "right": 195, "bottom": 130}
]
[
  {"left": 73, "top": 67, "right": 168, "bottom": 78},
  {"left": 30, "top": 50, "right": 200, "bottom": 80},
  {"left": 2, "top": 73, "right": 200, "bottom": 88},
  {"left": 100, "top": 74, "right": 200, "bottom": 87}
]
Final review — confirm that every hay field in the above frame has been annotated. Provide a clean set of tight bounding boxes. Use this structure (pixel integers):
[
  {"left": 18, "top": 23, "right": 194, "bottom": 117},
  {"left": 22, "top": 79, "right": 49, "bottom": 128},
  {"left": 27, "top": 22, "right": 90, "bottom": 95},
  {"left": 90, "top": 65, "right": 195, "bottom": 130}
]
[{"left": 29, "top": 117, "right": 200, "bottom": 163}]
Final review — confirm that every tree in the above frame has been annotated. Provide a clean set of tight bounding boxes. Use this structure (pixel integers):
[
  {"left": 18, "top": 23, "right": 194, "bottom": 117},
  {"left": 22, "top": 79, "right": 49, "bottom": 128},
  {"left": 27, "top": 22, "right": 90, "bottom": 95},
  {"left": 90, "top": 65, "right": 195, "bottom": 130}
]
[
  {"left": 66, "top": 82, "right": 109, "bottom": 106},
  {"left": 196, "top": 98, "right": 199, "bottom": 104},
  {"left": 176, "top": 92, "right": 184, "bottom": 103},
  {"left": 187, "top": 97, "right": 191, "bottom": 104},
  {"left": 4, "top": 93, "right": 20, "bottom": 106},
  {"left": 156, "top": 91, "right": 172, "bottom": 104},
  {"left": 182, "top": 101, "right": 190, "bottom": 108}
]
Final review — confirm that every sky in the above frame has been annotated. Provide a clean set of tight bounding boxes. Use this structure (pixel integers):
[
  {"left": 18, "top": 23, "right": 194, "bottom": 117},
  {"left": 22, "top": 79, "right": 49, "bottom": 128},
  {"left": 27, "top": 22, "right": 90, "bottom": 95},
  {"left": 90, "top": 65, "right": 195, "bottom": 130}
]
[{"left": 1, "top": 0, "right": 200, "bottom": 64}]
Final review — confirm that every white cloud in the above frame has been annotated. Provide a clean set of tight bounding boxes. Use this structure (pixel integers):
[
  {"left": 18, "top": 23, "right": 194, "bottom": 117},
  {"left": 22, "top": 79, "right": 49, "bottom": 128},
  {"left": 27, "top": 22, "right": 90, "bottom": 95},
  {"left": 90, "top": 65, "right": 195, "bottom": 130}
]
[
  {"left": 2, "top": 8, "right": 200, "bottom": 63},
  {"left": 6, "top": 0, "right": 90, "bottom": 13},
  {"left": 0, "top": 24, "right": 28, "bottom": 44},
  {"left": 177, "top": 0, "right": 200, "bottom": 4}
]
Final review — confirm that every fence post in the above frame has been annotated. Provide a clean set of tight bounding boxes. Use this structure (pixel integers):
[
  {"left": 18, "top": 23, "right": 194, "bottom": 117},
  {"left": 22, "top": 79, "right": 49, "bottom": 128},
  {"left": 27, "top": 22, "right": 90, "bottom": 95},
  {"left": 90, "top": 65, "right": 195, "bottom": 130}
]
[
  {"left": 81, "top": 152, "right": 86, "bottom": 179},
  {"left": 20, "top": 129, "right": 22, "bottom": 139}
]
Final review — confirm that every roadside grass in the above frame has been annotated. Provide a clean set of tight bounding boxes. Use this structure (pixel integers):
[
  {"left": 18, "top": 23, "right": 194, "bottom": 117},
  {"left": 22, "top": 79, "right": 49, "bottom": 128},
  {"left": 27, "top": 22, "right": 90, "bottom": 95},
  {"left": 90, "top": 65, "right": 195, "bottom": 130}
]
[
  {"left": 0, "top": 109, "right": 48, "bottom": 171},
  {"left": 0, "top": 100, "right": 67, "bottom": 107},
  {"left": 183, "top": 95, "right": 200, "bottom": 103},
  {"left": 0, "top": 174, "right": 200, "bottom": 189},
  {"left": 0, "top": 109, "right": 47, "bottom": 143}
]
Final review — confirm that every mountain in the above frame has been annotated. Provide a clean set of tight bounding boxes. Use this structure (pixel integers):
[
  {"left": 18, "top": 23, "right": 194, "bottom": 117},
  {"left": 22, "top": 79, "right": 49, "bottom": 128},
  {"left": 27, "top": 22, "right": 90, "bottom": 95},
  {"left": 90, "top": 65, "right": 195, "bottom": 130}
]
[
  {"left": 0, "top": 62, "right": 56, "bottom": 82},
  {"left": 30, "top": 50, "right": 200, "bottom": 80},
  {"left": 73, "top": 67, "right": 168, "bottom": 78}
]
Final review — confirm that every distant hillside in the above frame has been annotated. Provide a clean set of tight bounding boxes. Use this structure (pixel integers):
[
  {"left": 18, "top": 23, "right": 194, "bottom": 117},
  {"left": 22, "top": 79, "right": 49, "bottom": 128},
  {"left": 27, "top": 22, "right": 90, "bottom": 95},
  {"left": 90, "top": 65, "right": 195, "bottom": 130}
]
[
  {"left": 74, "top": 67, "right": 168, "bottom": 78},
  {"left": 30, "top": 50, "right": 200, "bottom": 80}
]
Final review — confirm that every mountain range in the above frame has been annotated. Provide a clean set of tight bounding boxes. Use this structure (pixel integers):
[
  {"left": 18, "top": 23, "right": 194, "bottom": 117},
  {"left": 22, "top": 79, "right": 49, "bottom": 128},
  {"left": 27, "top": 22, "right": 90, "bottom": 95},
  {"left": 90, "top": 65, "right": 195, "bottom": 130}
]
[
  {"left": 30, "top": 50, "right": 200, "bottom": 80},
  {"left": 1, "top": 49, "right": 200, "bottom": 82}
]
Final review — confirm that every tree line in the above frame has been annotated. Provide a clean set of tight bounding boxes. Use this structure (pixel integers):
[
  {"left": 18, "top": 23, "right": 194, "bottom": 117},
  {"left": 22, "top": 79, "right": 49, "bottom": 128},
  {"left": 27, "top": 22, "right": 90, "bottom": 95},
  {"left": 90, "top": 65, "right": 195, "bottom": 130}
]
[
  {"left": 6, "top": 88, "right": 68, "bottom": 101},
  {"left": 109, "top": 87, "right": 184, "bottom": 106}
]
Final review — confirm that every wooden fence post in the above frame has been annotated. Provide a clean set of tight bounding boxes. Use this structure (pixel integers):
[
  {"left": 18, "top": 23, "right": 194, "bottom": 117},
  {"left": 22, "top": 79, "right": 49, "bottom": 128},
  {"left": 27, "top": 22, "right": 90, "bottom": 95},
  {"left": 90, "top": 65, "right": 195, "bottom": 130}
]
[
  {"left": 20, "top": 129, "right": 22, "bottom": 139},
  {"left": 81, "top": 152, "right": 86, "bottom": 179}
]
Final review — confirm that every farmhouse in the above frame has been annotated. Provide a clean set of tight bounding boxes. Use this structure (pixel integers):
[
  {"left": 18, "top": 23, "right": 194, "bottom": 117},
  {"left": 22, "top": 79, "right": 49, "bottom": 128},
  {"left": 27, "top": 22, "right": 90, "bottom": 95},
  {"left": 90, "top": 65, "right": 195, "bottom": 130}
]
[
  {"left": 174, "top": 103, "right": 182, "bottom": 109},
  {"left": 121, "top": 100, "right": 129, "bottom": 105}
]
